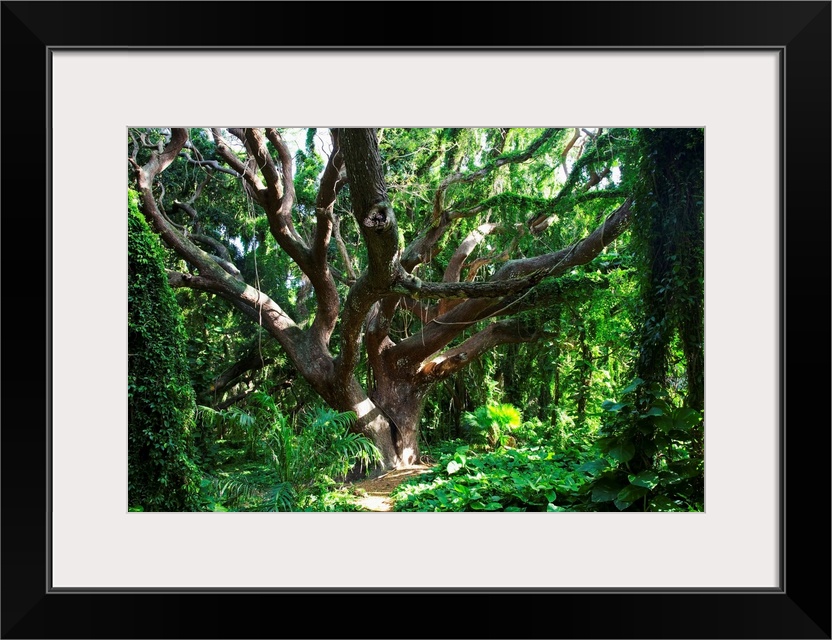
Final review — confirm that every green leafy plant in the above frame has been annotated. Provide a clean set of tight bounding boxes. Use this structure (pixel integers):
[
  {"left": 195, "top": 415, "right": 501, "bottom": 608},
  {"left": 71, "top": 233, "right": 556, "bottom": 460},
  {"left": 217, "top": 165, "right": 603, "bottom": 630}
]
[
  {"left": 579, "top": 378, "right": 704, "bottom": 511},
  {"left": 461, "top": 403, "right": 523, "bottom": 451},
  {"left": 393, "top": 444, "right": 590, "bottom": 512},
  {"left": 197, "top": 395, "right": 382, "bottom": 511}
]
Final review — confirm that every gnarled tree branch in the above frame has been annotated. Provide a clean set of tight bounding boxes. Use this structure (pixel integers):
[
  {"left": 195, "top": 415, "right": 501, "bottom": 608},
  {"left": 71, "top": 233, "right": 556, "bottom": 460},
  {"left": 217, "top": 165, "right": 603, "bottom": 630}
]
[
  {"left": 335, "top": 128, "right": 402, "bottom": 383},
  {"left": 418, "top": 319, "right": 548, "bottom": 381},
  {"left": 389, "top": 197, "right": 632, "bottom": 363}
]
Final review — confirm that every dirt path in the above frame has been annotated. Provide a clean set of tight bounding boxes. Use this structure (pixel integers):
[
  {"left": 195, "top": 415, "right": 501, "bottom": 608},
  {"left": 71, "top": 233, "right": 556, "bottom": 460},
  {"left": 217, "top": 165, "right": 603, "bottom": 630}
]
[{"left": 349, "top": 464, "right": 435, "bottom": 511}]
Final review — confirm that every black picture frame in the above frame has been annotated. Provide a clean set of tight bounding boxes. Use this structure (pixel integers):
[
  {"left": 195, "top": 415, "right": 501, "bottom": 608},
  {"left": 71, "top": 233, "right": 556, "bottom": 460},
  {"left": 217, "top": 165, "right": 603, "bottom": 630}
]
[{"left": 2, "top": 2, "right": 829, "bottom": 638}]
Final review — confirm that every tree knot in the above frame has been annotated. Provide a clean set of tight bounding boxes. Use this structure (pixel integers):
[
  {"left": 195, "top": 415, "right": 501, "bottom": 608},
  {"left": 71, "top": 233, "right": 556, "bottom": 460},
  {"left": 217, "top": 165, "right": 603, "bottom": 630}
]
[{"left": 363, "top": 201, "right": 393, "bottom": 232}]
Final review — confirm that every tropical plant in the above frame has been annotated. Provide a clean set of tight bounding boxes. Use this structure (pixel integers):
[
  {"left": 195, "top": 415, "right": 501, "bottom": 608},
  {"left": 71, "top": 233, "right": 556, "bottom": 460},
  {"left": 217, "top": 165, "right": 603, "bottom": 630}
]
[
  {"left": 579, "top": 378, "right": 704, "bottom": 511},
  {"left": 197, "top": 394, "right": 381, "bottom": 510},
  {"left": 460, "top": 403, "right": 522, "bottom": 450}
]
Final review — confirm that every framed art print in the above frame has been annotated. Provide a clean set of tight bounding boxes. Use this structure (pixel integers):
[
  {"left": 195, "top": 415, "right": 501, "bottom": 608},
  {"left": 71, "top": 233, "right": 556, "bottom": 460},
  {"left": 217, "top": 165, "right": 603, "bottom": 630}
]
[{"left": 2, "top": 2, "right": 829, "bottom": 638}]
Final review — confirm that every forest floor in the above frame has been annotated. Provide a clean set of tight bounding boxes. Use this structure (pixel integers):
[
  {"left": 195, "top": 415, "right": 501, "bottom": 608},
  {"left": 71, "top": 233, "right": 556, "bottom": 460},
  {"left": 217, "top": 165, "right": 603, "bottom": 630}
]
[{"left": 349, "top": 464, "right": 435, "bottom": 511}]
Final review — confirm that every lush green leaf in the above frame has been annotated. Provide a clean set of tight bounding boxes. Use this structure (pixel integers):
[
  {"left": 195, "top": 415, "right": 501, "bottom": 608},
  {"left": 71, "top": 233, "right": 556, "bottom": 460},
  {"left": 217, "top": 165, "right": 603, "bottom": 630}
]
[
  {"left": 628, "top": 471, "right": 660, "bottom": 489},
  {"left": 608, "top": 442, "right": 636, "bottom": 463}
]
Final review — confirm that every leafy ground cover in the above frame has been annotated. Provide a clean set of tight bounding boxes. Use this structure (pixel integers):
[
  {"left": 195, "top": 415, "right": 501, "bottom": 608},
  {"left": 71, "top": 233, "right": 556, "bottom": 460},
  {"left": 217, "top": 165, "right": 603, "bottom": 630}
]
[{"left": 391, "top": 444, "right": 590, "bottom": 512}]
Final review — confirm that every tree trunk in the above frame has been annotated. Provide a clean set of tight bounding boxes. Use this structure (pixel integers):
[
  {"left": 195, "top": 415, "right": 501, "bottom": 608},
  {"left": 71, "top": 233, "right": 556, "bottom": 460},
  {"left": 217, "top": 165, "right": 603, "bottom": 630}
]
[
  {"left": 319, "top": 372, "right": 425, "bottom": 472},
  {"left": 354, "top": 408, "right": 400, "bottom": 472},
  {"left": 345, "top": 395, "right": 423, "bottom": 473},
  {"left": 369, "top": 378, "right": 427, "bottom": 469}
]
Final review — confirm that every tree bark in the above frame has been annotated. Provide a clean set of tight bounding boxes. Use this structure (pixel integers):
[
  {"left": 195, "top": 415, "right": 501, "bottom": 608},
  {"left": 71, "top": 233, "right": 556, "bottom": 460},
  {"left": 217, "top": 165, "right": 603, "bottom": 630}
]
[{"left": 370, "top": 382, "right": 426, "bottom": 468}]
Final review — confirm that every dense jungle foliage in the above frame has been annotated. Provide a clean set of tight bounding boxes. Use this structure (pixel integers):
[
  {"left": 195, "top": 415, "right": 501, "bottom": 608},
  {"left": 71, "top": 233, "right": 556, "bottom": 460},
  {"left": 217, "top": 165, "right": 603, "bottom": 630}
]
[{"left": 127, "top": 126, "right": 704, "bottom": 513}]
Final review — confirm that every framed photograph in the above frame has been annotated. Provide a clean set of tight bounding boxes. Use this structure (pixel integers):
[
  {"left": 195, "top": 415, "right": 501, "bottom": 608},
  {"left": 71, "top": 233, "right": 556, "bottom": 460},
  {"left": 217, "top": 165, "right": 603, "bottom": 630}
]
[{"left": 3, "top": 1, "right": 829, "bottom": 638}]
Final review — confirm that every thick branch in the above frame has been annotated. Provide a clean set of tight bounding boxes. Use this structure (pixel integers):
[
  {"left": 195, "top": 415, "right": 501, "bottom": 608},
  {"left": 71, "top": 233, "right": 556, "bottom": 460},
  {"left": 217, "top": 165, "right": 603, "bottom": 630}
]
[
  {"left": 238, "top": 128, "right": 313, "bottom": 276},
  {"left": 464, "top": 244, "right": 515, "bottom": 282},
  {"left": 313, "top": 129, "right": 344, "bottom": 261},
  {"left": 496, "top": 197, "right": 632, "bottom": 281},
  {"left": 135, "top": 134, "right": 306, "bottom": 363},
  {"left": 485, "top": 276, "right": 597, "bottom": 319},
  {"left": 389, "top": 197, "right": 632, "bottom": 363},
  {"left": 244, "top": 129, "right": 283, "bottom": 217},
  {"left": 561, "top": 128, "right": 581, "bottom": 178},
  {"left": 181, "top": 230, "right": 232, "bottom": 263},
  {"left": 399, "top": 296, "right": 437, "bottom": 324},
  {"left": 166, "top": 270, "right": 334, "bottom": 391},
  {"left": 264, "top": 128, "right": 297, "bottom": 213},
  {"left": 134, "top": 131, "right": 254, "bottom": 295},
  {"left": 392, "top": 271, "right": 543, "bottom": 302},
  {"left": 297, "top": 128, "right": 347, "bottom": 346},
  {"left": 170, "top": 200, "right": 237, "bottom": 263},
  {"left": 365, "top": 300, "right": 398, "bottom": 367},
  {"left": 211, "top": 128, "right": 264, "bottom": 193},
  {"left": 443, "top": 222, "right": 500, "bottom": 284},
  {"left": 133, "top": 130, "right": 354, "bottom": 433},
  {"left": 336, "top": 128, "right": 401, "bottom": 382},
  {"left": 226, "top": 128, "right": 338, "bottom": 348},
  {"left": 586, "top": 166, "right": 611, "bottom": 189},
  {"left": 408, "top": 280, "right": 592, "bottom": 383},
  {"left": 439, "top": 222, "right": 507, "bottom": 315},
  {"left": 165, "top": 271, "right": 294, "bottom": 329},
  {"left": 265, "top": 129, "right": 295, "bottom": 187},
  {"left": 400, "top": 217, "right": 448, "bottom": 272},
  {"left": 418, "top": 320, "right": 546, "bottom": 381},
  {"left": 527, "top": 189, "right": 623, "bottom": 234},
  {"left": 134, "top": 127, "right": 187, "bottom": 182}
]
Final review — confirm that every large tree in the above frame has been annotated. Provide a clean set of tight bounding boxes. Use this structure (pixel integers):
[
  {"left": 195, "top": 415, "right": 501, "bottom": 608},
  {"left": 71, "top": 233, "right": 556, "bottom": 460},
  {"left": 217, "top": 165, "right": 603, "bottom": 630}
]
[{"left": 129, "top": 127, "right": 642, "bottom": 470}]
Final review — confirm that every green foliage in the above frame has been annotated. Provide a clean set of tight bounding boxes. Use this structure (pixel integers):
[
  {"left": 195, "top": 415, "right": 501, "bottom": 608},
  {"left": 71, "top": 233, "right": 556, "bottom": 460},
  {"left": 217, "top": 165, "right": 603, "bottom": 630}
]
[
  {"left": 513, "top": 416, "right": 573, "bottom": 452},
  {"left": 392, "top": 444, "right": 591, "bottom": 512},
  {"left": 579, "top": 378, "right": 704, "bottom": 511},
  {"left": 569, "top": 127, "right": 705, "bottom": 512},
  {"left": 630, "top": 127, "right": 705, "bottom": 410},
  {"left": 128, "top": 190, "right": 201, "bottom": 511},
  {"left": 293, "top": 128, "right": 325, "bottom": 214},
  {"left": 198, "top": 403, "right": 263, "bottom": 460},
  {"left": 265, "top": 405, "right": 380, "bottom": 494},
  {"left": 397, "top": 403, "right": 599, "bottom": 512},
  {"left": 461, "top": 403, "right": 522, "bottom": 450},
  {"left": 197, "top": 395, "right": 381, "bottom": 511}
]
